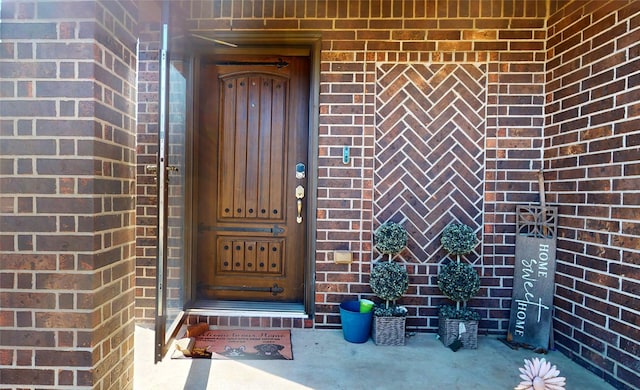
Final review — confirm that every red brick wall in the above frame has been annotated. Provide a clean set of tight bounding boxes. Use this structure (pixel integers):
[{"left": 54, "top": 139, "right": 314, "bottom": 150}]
[
  {"left": 0, "top": 1, "right": 138, "bottom": 389},
  {"left": 135, "top": 0, "right": 549, "bottom": 334},
  {"left": 546, "top": 1, "right": 640, "bottom": 389},
  {"left": 134, "top": 22, "right": 160, "bottom": 324},
  {"left": 0, "top": 0, "right": 635, "bottom": 389},
  {"left": 132, "top": 1, "right": 638, "bottom": 387}
]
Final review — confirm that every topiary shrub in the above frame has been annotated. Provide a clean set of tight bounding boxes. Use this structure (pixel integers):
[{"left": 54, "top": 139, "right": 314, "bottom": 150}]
[
  {"left": 370, "top": 221, "right": 410, "bottom": 317},
  {"left": 437, "top": 261, "right": 480, "bottom": 304},
  {"left": 374, "top": 222, "right": 408, "bottom": 256},
  {"left": 437, "top": 222, "right": 481, "bottom": 319},
  {"left": 370, "top": 261, "right": 409, "bottom": 317},
  {"left": 370, "top": 261, "right": 409, "bottom": 301},
  {"left": 440, "top": 222, "right": 478, "bottom": 256}
]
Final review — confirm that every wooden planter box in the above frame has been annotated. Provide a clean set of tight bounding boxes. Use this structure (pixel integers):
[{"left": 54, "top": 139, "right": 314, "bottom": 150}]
[
  {"left": 372, "top": 316, "right": 406, "bottom": 346},
  {"left": 438, "top": 314, "right": 478, "bottom": 349}
]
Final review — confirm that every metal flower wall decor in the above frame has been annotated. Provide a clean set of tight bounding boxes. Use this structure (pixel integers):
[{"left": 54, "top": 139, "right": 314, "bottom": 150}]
[{"left": 515, "top": 358, "right": 566, "bottom": 390}]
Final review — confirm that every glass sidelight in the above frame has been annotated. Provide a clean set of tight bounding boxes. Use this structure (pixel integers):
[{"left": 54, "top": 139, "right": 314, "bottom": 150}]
[{"left": 154, "top": 0, "right": 191, "bottom": 363}]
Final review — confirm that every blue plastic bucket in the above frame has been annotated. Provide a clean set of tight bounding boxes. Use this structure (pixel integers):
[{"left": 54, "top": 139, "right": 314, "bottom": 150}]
[{"left": 339, "top": 300, "right": 373, "bottom": 343}]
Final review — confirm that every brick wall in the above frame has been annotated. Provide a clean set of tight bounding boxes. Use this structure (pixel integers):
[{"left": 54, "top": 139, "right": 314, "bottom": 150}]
[
  {"left": 546, "top": 1, "right": 640, "bottom": 389},
  {"left": 135, "top": 0, "right": 548, "bottom": 334},
  {"left": 131, "top": 1, "right": 639, "bottom": 387},
  {"left": 0, "top": 0, "right": 633, "bottom": 388},
  {"left": 134, "top": 22, "right": 160, "bottom": 324},
  {"left": 0, "top": 1, "right": 138, "bottom": 389},
  {"left": 373, "top": 62, "right": 490, "bottom": 328}
]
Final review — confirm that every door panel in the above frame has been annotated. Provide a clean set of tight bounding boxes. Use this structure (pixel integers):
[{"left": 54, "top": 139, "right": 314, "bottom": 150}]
[
  {"left": 197, "top": 55, "right": 309, "bottom": 303},
  {"left": 219, "top": 74, "right": 286, "bottom": 221},
  {"left": 154, "top": 2, "right": 190, "bottom": 362},
  {"left": 165, "top": 58, "right": 188, "bottom": 327}
]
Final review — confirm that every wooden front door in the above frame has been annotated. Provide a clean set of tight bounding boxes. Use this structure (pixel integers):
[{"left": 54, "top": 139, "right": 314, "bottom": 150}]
[{"left": 196, "top": 54, "right": 309, "bottom": 302}]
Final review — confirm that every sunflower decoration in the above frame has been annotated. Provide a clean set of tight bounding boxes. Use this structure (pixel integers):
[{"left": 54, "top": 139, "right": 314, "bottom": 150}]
[{"left": 514, "top": 357, "right": 566, "bottom": 390}]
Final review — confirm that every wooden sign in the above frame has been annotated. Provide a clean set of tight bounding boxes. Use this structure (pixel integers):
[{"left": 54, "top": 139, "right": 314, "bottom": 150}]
[{"left": 507, "top": 206, "right": 558, "bottom": 350}]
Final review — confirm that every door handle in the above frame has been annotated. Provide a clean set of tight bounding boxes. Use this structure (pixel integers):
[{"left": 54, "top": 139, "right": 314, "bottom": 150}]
[
  {"left": 295, "top": 185, "right": 304, "bottom": 223},
  {"left": 145, "top": 164, "right": 178, "bottom": 174}
]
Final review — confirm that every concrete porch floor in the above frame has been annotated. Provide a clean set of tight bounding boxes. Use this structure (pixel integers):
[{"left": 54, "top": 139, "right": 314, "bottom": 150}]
[{"left": 133, "top": 325, "right": 614, "bottom": 390}]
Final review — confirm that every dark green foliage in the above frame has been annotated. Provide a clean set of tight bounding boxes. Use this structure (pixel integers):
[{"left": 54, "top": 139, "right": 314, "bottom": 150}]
[
  {"left": 440, "top": 223, "right": 478, "bottom": 255},
  {"left": 374, "top": 222, "right": 408, "bottom": 255},
  {"left": 437, "top": 261, "right": 480, "bottom": 303},
  {"left": 438, "top": 304, "right": 480, "bottom": 321},
  {"left": 374, "top": 304, "right": 408, "bottom": 317},
  {"left": 370, "top": 261, "right": 409, "bottom": 301}
]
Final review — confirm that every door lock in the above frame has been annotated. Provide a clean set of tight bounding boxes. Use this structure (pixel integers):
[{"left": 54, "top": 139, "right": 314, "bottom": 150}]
[
  {"left": 295, "top": 185, "right": 304, "bottom": 223},
  {"left": 295, "top": 163, "right": 306, "bottom": 179},
  {"left": 145, "top": 164, "right": 178, "bottom": 174},
  {"left": 145, "top": 164, "right": 157, "bottom": 174}
]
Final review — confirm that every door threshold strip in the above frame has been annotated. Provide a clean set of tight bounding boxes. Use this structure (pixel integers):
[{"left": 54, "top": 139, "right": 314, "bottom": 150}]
[{"left": 188, "top": 300, "right": 308, "bottom": 319}]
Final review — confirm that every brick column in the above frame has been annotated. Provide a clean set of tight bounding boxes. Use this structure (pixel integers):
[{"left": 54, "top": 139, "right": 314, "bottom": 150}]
[
  {"left": 0, "top": 1, "right": 138, "bottom": 389},
  {"left": 134, "top": 23, "right": 160, "bottom": 324}
]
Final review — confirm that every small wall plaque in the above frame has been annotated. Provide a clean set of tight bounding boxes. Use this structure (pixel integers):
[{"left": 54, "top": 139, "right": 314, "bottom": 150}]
[{"left": 334, "top": 251, "right": 352, "bottom": 264}]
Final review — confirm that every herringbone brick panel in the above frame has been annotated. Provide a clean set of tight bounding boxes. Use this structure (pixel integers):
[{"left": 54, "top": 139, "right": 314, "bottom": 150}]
[{"left": 374, "top": 63, "right": 486, "bottom": 263}]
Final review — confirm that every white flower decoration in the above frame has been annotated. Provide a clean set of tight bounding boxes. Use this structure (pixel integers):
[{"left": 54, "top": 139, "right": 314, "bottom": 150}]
[{"left": 515, "top": 357, "right": 566, "bottom": 390}]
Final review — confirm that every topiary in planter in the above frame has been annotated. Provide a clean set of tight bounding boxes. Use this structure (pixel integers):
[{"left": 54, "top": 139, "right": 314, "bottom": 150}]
[
  {"left": 370, "top": 222, "right": 409, "bottom": 316},
  {"left": 437, "top": 222, "right": 481, "bottom": 314},
  {"left": 437, "top": 222, "right": 481, "bottom": 350},
  {"left": 370, "top": 222, "right": 410, "bottom": 345},
  {"left": 369, "top": 260, "right": 409, "bottom": 345}
]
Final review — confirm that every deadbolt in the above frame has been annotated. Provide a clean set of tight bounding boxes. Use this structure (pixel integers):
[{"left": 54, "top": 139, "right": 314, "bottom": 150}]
[{"left": 296, "top": 162, "right": 306, "bottom": 179}]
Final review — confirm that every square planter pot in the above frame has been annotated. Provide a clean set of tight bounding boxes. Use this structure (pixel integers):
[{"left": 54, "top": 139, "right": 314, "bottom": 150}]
[
  {"left": 438, "top": 314, "right": 478, "bottom": 349},
  {"left": 372, "top": 316, "right": 406, "bottom": 346}
]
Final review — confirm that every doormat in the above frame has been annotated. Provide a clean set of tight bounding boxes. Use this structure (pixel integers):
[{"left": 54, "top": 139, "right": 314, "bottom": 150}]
[{"left": 172, "top": 329, "right": 293, "bottom": 360}]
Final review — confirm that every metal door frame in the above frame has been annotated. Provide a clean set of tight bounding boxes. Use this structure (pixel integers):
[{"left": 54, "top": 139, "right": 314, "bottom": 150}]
[{"left": 154, "top": 0, "right": 194, "bottom": 362}]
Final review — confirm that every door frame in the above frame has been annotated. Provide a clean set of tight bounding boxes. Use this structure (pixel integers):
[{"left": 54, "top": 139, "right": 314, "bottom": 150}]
[
  {"left": 188, "top": 32, "right": 321, "bottom": 317},
  {"left": 154, "top": 3, "right": 195, "bottom": 361}
]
